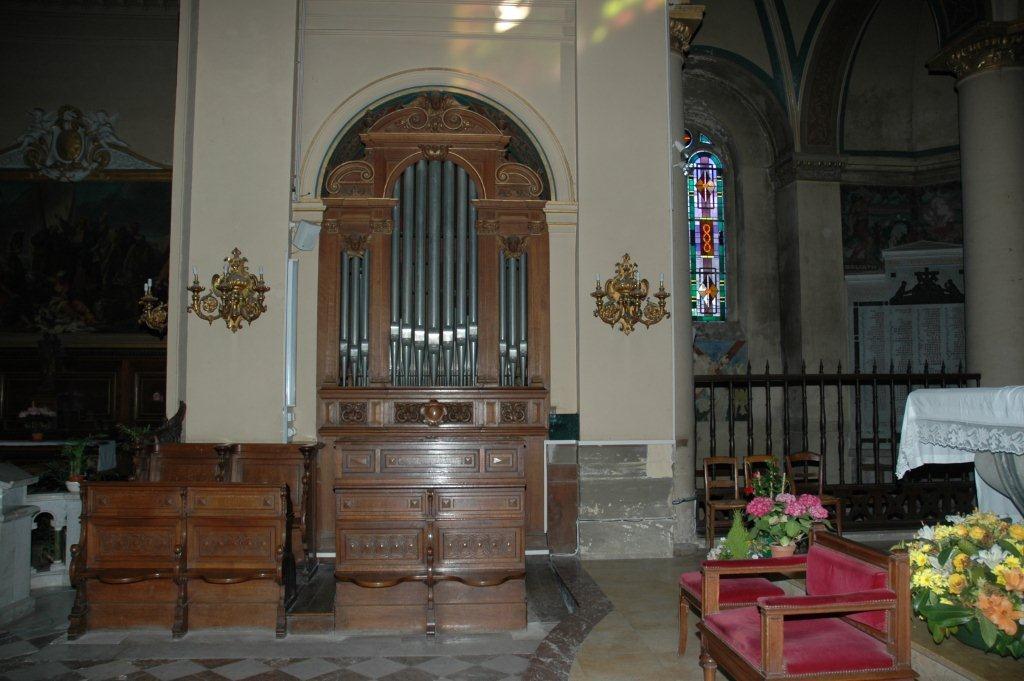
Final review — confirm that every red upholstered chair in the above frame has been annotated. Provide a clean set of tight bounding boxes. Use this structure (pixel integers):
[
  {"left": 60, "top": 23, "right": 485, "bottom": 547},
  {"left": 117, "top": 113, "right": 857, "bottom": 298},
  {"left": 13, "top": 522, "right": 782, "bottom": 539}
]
[
  {"left": 697, "top": 528, "right": 916, "bottom": 681},
  {"left": 678, "top": 570, "right": 784, "bottom": 655}
]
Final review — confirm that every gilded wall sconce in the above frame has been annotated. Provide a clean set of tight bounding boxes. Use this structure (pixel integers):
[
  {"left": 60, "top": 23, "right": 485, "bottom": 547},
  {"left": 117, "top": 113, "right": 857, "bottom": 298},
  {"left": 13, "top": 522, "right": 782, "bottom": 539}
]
[
  {"left": 592, "top": 253, "right": 670, "bottom": 335},
  {"left": 138, "top": 278, "right": 168, "bottom": 335},
  {"left": 187, "top": 247, "right": 270, "bottom": 332}
]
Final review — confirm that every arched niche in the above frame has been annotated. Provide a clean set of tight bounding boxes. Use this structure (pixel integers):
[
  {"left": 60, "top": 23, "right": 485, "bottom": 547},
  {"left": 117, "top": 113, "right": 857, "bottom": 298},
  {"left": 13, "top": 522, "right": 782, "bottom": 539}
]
[{"left": 297, "top": 69, "right": 575, "bottom": 203}]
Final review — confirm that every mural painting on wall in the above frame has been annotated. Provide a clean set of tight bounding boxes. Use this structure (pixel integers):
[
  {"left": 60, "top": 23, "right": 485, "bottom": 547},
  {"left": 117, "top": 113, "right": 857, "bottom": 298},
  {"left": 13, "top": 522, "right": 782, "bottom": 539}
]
[
  {"left": 840, "top": 182, "right": 963, "bottom": 272},
  {"left": 693, "top": 338, "right": 748, "bottom": 422},
  {"left": 0, "top": 180, "right": 170, "bottom": 334}
]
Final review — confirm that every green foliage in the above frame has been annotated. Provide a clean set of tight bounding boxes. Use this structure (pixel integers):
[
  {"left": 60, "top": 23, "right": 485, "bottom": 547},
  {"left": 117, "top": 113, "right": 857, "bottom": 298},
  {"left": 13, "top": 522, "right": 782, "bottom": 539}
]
[
  {"left": 721, "top": 511, "right": 753, "bottom": 558},
  {"left": 62, "top": 439, "right": 89, "bottom": 478}
]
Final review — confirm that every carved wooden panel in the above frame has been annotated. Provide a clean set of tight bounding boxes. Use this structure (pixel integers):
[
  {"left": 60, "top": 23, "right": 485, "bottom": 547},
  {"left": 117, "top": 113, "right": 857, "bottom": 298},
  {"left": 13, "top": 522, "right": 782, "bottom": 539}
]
[
  {"left": 89, "top": 487, "right": 182, "bottom": 516},
  {"left": 190, "top": 525, "right": 277, "bottom": 563},
  {"left": 392, "top": 401, "right": 473, "bottom": 426},
  {"left": 436, "top": 526, "right": 522, "bottom": 566},
  {"left": 341, "top": 450, "right": 375, "bottom": 473},
  {"left": 157, "top": 462, "right": 222, "bottom": 483},
  {"left": 380, "top": 450, "right": 479, "bottom": 475},
  {"left": 336, "top": 490, "right": 428, "bottom": 520},
  {"left": 326, "top": 401, "right": 368, "bottom": 425},
  {"left": 435, "top": 489, "right": 524, "bottom": 519},
  {"left": 483, "top": 448, "right": 519, "bottom": 474},
  {"left": 187, "top": 486, "right": 281, "bottom": 516},
  {"left": 234, "top": 462, "right": 300, "bottom": 491},
  {"left": 337, "top": 527, "right": 425, "bottom": 567},
  {"left": 86, "top": 519, "right": 181, "bottom": 568}
]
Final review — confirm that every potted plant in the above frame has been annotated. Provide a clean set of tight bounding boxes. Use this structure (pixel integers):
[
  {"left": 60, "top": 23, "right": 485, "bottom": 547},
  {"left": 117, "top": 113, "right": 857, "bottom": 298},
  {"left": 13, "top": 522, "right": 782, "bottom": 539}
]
[
  {"left": 18, "top": 403, "right": 57, "bottom": 440},
  {"left": 744, "top": 461, "right": 831, "bottom": 557},
  {"left": 898, "top": 510, "right": 1024, "bottom": 657},
  {"left": 63, "top": 439, "right": 90, "bottom": 493},
  {"left": 708, "top": 510, "right": 769, "bottom": 560}
]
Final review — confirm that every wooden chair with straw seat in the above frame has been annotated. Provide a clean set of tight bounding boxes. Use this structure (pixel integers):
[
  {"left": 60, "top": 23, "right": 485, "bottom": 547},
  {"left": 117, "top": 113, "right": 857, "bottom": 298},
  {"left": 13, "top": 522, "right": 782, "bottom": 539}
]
[
  {"left": 742, "top": 455, "right": 777, "bottom": 491},
  {"left": 785, "top": 451, "right": 844, "bottom": 535},
  {"left": 703, "top": 456, "right": 747, "bottom": 548}
]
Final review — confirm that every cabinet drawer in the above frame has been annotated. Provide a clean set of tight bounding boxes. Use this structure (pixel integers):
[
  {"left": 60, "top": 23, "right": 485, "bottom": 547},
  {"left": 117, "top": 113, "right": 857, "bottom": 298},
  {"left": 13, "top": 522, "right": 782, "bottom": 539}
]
[
  {"left": 483, "top": 448, "right": 520, "bottom": 474},
  {"left": 336, "top": 490, "right": 428, "bottom": 519},
  {"left": 340, "top": 449, "right": 375, "bottom": 474},
  {"left": 88, "top": 485, "right": 183, "bottom": 516},
  {"left": 436, "top": 524, "right": 524, "bottom": 568},
  {"left": 381, "top": 450, "right": 478, "bottom": 474},
  {"left": 435, "top": 489, "right": 524, "bottom": 519},
  {"left": 336, "top": 526, "right": 426, "bottom": 569}
]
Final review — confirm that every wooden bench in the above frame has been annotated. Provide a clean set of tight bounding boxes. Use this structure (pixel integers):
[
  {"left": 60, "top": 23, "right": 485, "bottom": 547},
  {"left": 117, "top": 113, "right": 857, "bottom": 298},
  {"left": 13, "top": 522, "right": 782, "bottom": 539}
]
[
  {"left": 133, "top": 442, "right": 321, "bottom": 570},
  {"left": 68, "top": 482, "right": 295, "bottom": 639}
]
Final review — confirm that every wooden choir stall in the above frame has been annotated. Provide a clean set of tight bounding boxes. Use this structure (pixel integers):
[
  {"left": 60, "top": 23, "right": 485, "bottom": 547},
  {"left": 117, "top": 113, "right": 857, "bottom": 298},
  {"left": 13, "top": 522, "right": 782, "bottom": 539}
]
[{"left": 316, "top": 93, "right": 551, "bottom": 633}]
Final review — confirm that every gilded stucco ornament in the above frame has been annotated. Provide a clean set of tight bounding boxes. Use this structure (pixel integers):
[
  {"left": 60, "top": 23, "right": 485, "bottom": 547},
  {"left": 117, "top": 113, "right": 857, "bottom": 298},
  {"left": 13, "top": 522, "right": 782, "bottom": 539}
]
[
  {"left": 187, "top": 248, "right": 270, "bottom": 333},
  {"left": 668, "top": 4, "right": 705, "bottom": 56},
  {"left": 928, "top": 20, "right": 1024, "bottom": 80},
  {"left": 592, "top": 254, "right": 671, "bottom": 335},
  {"left": 18, "top": 105, "right": 126, "bottom": 181}
]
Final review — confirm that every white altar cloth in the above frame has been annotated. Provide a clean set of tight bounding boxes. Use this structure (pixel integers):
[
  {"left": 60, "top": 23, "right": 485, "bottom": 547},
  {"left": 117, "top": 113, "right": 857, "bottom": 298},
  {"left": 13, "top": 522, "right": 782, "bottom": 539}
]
[{"left": 897, "top": 387, "right": 1024, "bottom": 522}]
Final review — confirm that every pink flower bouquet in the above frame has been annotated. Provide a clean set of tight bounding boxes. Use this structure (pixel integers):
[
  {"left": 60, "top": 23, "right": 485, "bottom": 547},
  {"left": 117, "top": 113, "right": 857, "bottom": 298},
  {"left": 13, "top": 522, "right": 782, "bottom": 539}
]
[{"left": 745, "top": 462, "right": 831, "bottom": 547}]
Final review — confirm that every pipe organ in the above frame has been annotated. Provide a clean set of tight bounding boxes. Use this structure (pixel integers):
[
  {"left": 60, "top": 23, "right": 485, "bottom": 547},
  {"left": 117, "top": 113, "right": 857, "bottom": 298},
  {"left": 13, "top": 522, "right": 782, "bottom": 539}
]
[{"left": 316, "top": 93, "right": 550, "bottom": 633}]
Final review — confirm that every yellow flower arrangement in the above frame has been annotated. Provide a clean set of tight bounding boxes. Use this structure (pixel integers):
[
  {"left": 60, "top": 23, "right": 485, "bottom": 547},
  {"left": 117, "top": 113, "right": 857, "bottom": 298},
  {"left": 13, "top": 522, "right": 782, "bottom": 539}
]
[{"left": 898, "top": 510, "right": 1024, "bottom": 658}]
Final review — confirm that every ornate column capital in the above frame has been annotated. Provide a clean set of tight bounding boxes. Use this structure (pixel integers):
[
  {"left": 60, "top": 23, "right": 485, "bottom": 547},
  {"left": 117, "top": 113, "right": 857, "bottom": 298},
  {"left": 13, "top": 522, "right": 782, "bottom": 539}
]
[
  {"left": 669, "top": 3, "right": 705, "bottom": 57},
  {"left": 928, "top": 20, "right": 1024, "bottom": 80}
]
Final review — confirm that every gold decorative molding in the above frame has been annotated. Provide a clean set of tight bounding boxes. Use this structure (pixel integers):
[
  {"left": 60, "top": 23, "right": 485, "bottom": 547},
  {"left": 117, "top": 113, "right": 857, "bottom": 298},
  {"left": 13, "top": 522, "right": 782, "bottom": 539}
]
[
  {"left": 187, "top": 247, "right": 270, "bottom": 333},
  {"left": 342, "top": 234, "right": 369, "bottom": 258},
  {"left": 500, "top": 234, "right": 529, "bottom": 259},
  {"left": 592, "top": 253, "right": 670, "bottom": 335},
  {"left": 928, "top": 20, "right": 1024, "bottom": 80},
  {"left": 476, "top": 218, "right": 500, "bottom": 234},
  {"left": 370, "top": 218, "right": 393, "bottom": 234},
  {"left": 669, "top": 4, "right": 705, "bottom": 56},
  {"left": 418, "top": 144, "right": 450, "bottom": 161}
]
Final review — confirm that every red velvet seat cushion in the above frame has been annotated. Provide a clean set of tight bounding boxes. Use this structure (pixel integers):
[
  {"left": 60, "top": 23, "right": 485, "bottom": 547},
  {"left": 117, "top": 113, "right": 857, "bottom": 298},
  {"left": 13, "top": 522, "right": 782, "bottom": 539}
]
[
  {"left": 805, "top": 544, "right": 889, "bottom": 632},
  {"left": 704, "top": 606, "right": 894, "bottom": 675},
  {"left": 680, "top": 571, "right": 785, "bottom": 604}
]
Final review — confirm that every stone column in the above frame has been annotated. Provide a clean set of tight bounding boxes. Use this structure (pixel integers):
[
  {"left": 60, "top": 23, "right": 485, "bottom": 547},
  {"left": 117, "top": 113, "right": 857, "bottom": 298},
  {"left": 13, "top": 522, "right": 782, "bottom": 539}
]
[
  {"left": 670, "top": 4, "right": 704, "bottom": 546},
  {"left": 930, "top": 21, "right": 1024, "bottom": 386},
  {"left": 930, "top": 21, "right": 1024, "bottom": 519}
]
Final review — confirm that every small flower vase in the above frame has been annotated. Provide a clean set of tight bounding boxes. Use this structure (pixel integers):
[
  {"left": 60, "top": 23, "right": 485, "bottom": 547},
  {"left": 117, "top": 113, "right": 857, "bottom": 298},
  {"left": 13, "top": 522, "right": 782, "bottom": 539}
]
[
  {"left": 65, "top": 480, "right": 81, "bottom": 493},
  {"left": 770, "top": 543, "right": 797, "bottom": 558}
]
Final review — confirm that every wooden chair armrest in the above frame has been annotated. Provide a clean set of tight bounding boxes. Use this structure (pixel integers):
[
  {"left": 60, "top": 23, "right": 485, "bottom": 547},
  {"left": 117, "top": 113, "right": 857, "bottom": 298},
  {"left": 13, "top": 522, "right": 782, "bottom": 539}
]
[
  {"left": 757, "top": 589, "right": 897, "bottom": 615},
  {"left": 757, "top": 589, "right": 898, "bottom": 674},
  {"left": 702, "top": 555, "right": 808, "bottom": 575}
]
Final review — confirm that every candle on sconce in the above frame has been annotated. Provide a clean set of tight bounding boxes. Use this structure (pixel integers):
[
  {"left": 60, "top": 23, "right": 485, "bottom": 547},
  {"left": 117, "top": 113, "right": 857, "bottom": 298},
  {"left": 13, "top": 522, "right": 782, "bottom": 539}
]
[
  {"left": 192, "top": 265, "right": 198, "bottom": 279},
  {"left": 659, "top": 273, "right": 665, "bottom": 287}
]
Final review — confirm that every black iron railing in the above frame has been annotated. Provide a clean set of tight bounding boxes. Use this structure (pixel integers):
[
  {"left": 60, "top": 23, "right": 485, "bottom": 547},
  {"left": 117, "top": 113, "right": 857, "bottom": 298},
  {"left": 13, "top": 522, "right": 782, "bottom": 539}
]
[{"left": 694, "top": 362, "right": 980, "bottom": 531}]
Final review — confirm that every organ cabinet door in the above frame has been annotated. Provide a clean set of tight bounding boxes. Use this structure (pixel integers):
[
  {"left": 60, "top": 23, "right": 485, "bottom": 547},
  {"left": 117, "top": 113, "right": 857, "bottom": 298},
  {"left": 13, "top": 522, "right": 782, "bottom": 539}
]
[{"left": 315, "top": 92, "right": 551, "bottom": 553}]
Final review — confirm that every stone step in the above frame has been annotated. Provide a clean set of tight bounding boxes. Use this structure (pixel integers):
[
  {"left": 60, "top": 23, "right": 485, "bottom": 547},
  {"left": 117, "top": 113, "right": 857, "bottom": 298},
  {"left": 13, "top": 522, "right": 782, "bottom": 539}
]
[
  {"left": 578, "top": 445, "right": 647, "bottom": 479},
  {"left": 578, "top": 518, "right": 674, "bottom": 559},
  {"left": 578, "top": 477, "right": 672, "bottom": 521}
]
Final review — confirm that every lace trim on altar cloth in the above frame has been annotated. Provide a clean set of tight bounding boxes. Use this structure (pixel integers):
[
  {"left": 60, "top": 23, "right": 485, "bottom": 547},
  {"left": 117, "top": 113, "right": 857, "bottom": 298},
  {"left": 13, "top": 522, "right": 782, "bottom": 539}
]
[{"left": 897, "top": 419, "right": 1024, "bottom": 478}]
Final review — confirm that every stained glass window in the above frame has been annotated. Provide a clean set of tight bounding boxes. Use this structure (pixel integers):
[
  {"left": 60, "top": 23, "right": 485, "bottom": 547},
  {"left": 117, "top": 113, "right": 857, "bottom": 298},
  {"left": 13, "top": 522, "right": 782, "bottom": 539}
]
[{"left": 686, "top": 142, "right": 726, "bottom": 321}]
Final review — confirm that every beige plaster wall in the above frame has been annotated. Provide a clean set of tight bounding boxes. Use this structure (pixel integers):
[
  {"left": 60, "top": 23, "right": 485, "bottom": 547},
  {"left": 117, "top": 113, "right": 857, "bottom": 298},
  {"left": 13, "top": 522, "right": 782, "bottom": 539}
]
[
  {"left": 0, "top": 4, "right": 178, "bottom": 163},
  {"left": 178, "top": 0, "right": 298, "bottom": 441},
  {"left": 576, "top": 1, "right": 676, "bottom": 441}
]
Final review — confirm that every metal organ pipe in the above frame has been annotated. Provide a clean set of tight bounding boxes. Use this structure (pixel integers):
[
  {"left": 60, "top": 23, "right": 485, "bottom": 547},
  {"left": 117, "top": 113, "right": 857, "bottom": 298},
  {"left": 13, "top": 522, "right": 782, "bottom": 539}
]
[
  {"left": 339, "top": 253, "right": 350, "bottom": 384},
  {"left": 414, "top": 160, "right": 427, "bottom": 383},
  {"left": 401, "top": 165, "right": 414, "bottom": 385},
  {"left": 468, "top": 183, "right": 478, "bottom": 385},
  {"left": 456, "top": 168, "right": 468, "bottom": 385},
  {"left": 442, "top": 161, "right": 455, "bottom": 385},
  {"left": 390, "top": 183, "right": 400, "bottom": 385},
  {"left": 518, "top": 251, "right": 528, "bottom": 384},
  {"left": 386, "top": 161, "right": 479, "bottom": 386},
  {"left": 427, "top": 160, "right": 441, "bottom": 383}
]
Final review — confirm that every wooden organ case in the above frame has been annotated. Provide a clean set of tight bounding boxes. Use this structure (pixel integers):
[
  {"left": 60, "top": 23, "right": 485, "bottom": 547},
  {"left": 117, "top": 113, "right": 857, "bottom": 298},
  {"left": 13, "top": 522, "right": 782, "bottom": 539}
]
[{"left": 316, "top": 94, "right": 550, "bottom": 633}]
